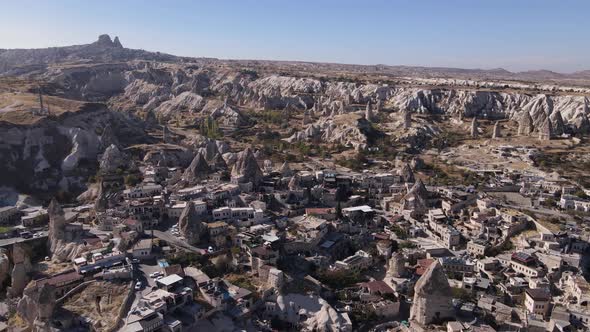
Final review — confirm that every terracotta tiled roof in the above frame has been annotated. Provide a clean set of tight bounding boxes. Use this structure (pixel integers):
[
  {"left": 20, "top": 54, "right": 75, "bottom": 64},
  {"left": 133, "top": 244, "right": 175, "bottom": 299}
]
[{"left": 360, "top": 280, "right": 395, "bottom": 295}]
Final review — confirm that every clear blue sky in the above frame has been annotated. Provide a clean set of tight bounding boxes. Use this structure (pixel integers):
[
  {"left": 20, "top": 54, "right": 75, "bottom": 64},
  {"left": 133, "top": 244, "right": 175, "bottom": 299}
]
[{"left": 1, "top": 0, "right": 588, "bottom": 72}]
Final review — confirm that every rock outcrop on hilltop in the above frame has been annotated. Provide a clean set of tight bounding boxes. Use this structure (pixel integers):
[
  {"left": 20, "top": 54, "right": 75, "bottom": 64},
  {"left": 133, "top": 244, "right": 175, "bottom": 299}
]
[
  {"left": 410, "top": 261, "right": 454, "bottom": 326},
  {"left": 178, "top": 201, "right": 207, "bottom": 245},
  {"left": 0, "top": 34, "right": 177, "bottom": 74},
  {"left": 385, "top": 110, "right": 441, "bottom": 151},
  {"left": 231, "top": 148, "right": 263, "bottom": 184},
  {"left": 186, "top": 135, "right": 229, "bottom": 160}
]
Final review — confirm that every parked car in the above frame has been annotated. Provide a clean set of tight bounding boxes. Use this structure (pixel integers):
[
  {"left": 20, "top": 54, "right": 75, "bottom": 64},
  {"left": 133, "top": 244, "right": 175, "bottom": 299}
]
[{"left": 134, "top": 281, "right": 142, "bottom": 290}]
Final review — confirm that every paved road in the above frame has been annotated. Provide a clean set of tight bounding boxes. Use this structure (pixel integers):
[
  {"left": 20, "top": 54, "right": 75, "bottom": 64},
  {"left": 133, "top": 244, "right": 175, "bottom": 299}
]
[
  {"left": 150, "top": 229, "right": 206, "bottom": 255},
  {"left": 123, "top": 262, "right": 163, "bottom": 328},
  {"left": 0, "top": 231, "right": 48, "bottom": 247}
]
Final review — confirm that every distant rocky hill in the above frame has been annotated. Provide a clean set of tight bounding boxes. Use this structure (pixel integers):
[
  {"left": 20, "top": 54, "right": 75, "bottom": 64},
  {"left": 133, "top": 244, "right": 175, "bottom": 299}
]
[
  {"left": 1, "top": 35, "right": 590, "bottom": 198},
  {"left": 2, "top": 34, "right": 590, "bottom": 84},
  {"left": 0, "top": 34, "right": 181, "bottom": 75}
]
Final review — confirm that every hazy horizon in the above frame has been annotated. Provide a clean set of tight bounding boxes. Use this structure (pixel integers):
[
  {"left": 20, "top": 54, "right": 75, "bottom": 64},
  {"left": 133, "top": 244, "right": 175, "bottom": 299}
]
[{"left": 2, "top": 0, "right": 589, "bottom": 73}]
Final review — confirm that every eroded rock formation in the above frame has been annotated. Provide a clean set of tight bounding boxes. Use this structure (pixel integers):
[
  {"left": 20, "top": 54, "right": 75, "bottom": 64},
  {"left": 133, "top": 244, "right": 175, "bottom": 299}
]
[
  {"left": 48, "top": 199, "right": 86, "bottom": 262},
  {"left": 181, "top": 152, "right": 211, "bottom": 184},
  {"left": 178, "top": 201, "right": 207, "bottom": 245},
  {"left": 410, "top": 261, "right": 454, "bottom": 326},
  {"left": 7, "top": 243, "right": 32, "bottom": 298},
  {"left": 17, "top": 281, "right": 57, "bottom": 330},
  {"left": 388, "top": 252, "right": 407, "bottom": 278},
  {"left": 231, "top": 148, "right": 263, "bottom": 184}
]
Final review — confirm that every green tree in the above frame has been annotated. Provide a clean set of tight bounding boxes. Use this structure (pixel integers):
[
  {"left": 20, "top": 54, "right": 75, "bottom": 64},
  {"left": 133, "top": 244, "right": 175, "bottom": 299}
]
[
  {"left": 200, "top": 116, "right": 221, "bottom": 139},
  {"left": 125, "top": 174, "right": 142, "bottom": 187}
]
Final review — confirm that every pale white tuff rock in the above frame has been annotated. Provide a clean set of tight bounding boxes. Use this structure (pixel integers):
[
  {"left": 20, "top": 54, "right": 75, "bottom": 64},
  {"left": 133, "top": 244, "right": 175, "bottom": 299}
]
[
  {"left": 410, "top": 261, "right": 455, "bottom": 326},
  {"left": 387, "top": 251, "right": 407, "bottom": 278},
  {"left": 178, "top": 201, "right": 207, "bottom": 245},
  {"left": 231, "top": 147, "right": 263, "bottom": 185}
]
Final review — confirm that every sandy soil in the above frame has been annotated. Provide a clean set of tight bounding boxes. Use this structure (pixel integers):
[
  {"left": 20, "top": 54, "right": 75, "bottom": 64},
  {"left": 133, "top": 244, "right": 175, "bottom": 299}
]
[{"left": 62, "top": 281, "right": 130, "bottom": 331}]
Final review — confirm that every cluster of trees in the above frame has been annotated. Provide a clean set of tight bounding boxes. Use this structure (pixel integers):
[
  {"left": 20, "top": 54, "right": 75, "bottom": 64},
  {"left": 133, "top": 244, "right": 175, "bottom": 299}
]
[
  {"left": 315, "top": 269, "right": 363, "bottom": 289},
  {"left": 390, "top": 225, "right": 408, "bottom": 240},
  {"left": 432, "top": 131, "right": 463, "bottom": 151},
  {"left": 239, "top": 69, "right": 259, "bottom": 79},
  {"left": 199, "top": 116, "right": 222, "bottom": 139},
  {"left": 534, "top": 153, "right": 563, "bottom": 168},
  {"left": 336, "top": 151, "right": 369, "bottom": 171},
  {"left": 125, "top": 174, "right": 142, "bottom": 187},
  {"left": 258, "top": 110, "right": 286, "bottom": 125}
]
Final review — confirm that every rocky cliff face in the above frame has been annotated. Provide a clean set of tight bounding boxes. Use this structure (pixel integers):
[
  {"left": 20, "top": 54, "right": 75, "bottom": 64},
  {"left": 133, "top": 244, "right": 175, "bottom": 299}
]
[
  {"left": 38, "top": 59, "right": 590, "bottom": 139},
  {"left": 0, "top": 103, "right": 148, "bottom": 197}
]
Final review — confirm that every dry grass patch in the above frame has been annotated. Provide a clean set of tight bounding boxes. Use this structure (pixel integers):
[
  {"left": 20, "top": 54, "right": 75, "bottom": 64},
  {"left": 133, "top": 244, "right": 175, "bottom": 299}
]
[
  {"left": 62, "top": 281, "right": 130, "bottom": 331},
  {"left": 0, "top": 92, "right": 84, "bottom": 125}
]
